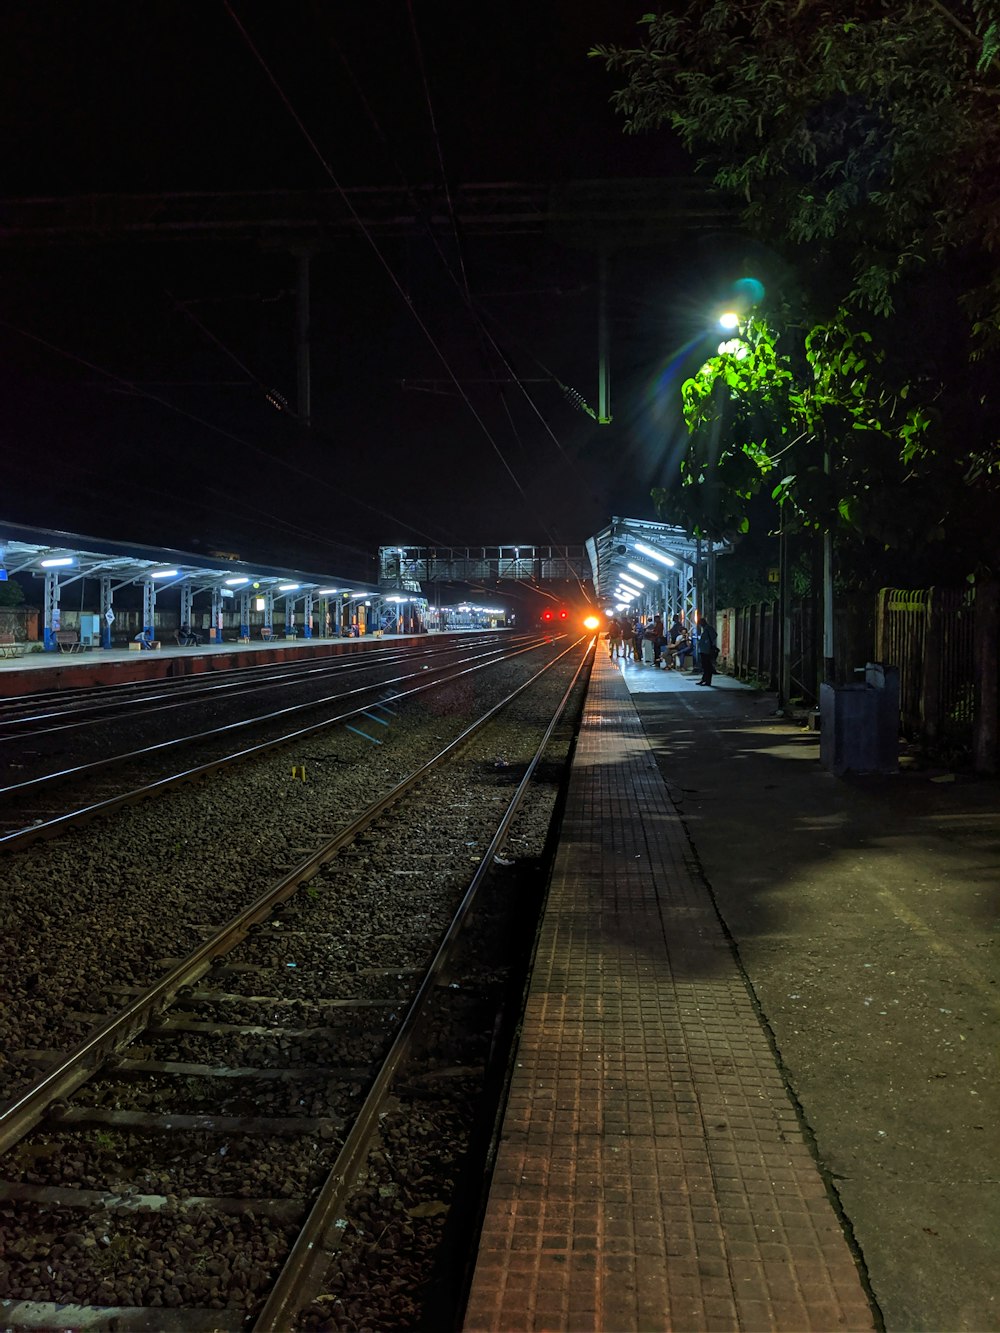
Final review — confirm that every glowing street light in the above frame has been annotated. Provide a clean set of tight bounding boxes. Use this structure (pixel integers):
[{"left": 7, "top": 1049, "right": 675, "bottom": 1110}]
[{"left": 719, "top": 311, "right": 740, "bottom": 331}]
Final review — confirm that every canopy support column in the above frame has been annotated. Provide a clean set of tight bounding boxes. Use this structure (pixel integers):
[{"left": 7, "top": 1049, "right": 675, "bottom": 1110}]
[{"left": 43, "top": 571, "right": 61, "bottom": 651}]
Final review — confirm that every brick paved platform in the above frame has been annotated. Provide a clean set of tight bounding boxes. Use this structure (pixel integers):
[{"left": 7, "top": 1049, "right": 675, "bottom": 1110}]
[{"left": 463, "top": 652, "right": 876, "bottom": 1332}]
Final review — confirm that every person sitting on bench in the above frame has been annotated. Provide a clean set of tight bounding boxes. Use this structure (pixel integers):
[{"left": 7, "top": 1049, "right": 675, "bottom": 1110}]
[
  {"left": 134, "top": 629, "right": 155, "bottom": 650},
  {"left": 178, "top": 623, "right": 200, "bottom": 645}
]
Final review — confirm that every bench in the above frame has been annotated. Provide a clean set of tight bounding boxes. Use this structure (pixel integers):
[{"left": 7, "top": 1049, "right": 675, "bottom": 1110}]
[
  {"left": 173, "top": 631, "right": 201, "bottom": 646},
  {"left": 128, "top": 640, "right": 161, "bottom": 652},
  {"left": 54, "top": 630, "right": 84, "bottom": 653},
  {"left": 260, "top": 627, "right": 275, "bottom": 641},
  {"left": 0, "top": 633, "right": 27, "bottom": 659}
]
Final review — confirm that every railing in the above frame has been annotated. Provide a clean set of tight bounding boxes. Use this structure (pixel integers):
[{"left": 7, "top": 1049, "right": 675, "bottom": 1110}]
[{"left": 876, "top": 587, "right": 975, "bottom": 739}]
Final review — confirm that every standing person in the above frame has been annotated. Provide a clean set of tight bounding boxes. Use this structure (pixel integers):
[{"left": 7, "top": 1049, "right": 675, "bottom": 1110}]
[
  {"left": 630, "top": 617, "right": 641, "bottom": 661},
  {"left": 607, "top": 617, "right": 623, "bottom": 659},
  {"left": 697, "top": 614, "right": 719, "bottom": 686},
  {"left": 649, "top": 615, "right": 665, "bottom": 667}
]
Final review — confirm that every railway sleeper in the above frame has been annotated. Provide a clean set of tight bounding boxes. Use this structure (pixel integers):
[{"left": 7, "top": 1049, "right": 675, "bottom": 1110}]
[
  {"left": 0, "top": 1181, "right": 303, "bottom": 1218},
  {"left": 45, "top": 1106, "right": 342, "bottom": 1137},
  {"left": 0, "top": 1303, "right": 238, "bottom": 1332}
]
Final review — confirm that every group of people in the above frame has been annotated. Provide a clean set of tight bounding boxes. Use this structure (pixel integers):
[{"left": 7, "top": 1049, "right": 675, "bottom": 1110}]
[{"left": 606, "top": 612, "right": 719, "bottom": 686}]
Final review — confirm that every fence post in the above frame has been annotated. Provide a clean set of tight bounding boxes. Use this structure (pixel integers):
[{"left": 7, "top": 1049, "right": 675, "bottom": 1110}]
[
  {"left": 973, "top": 580, "right": 999, "bottom": 774},
  {"left": 921, "top": 589, "right": 943, "bottom": 742}
]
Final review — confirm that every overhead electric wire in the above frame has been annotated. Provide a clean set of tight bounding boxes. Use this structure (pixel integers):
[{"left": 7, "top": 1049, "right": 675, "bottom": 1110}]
[
  {"left": 0, "top": 316, "right": 448, "bottom": 556},
  {"left": 222, "top": 1, "right": 559, "bottom": 542},
  {"left": 402, "top": 0, "right": 590, "bottom": 601},
  {"left": 166, "top": 290, "right": 298, "bottom": 419},
  {"left": 301, "top": 2, "right": 592, "bottom": 599}
]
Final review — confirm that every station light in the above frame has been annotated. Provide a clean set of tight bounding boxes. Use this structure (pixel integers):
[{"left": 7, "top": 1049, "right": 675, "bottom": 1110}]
[
  {"left": 225, "top": 577, "right": 250, "bottom": 587},
  {"left": 150, "top": 569, "right": 178, "bottom": 579},
  {"left": 316, "top": 587, "right": 338, "bottom": 595},
  {"left": 626, "top": 561, "right": 658, "bottom": 581},
  {"left": 278, "top": 584, "right": 300, "bottom": 593},
  {"left": 40, "top": 557, "right": 74, "bottom": 568},
  {"left": 619, "top": 573, "right": 644, "bottom": 590},
  {"left": 633, "top": 542, "right": 675, "bottom": 568}
]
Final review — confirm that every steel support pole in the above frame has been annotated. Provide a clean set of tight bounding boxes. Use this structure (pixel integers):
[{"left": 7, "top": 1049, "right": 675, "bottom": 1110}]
[
  {"left": 303, "top": 591, "right": 313, "bottom": 638},
  {"left": 211, "top": 589, "right": 224, "bottom": 644},
  {"left": 823, "top": 445, "right": 835, "bottom": 684},
  {"left": 240, "top": 591, "right": 250, "bottom": 641},
  {"left": 43, "top": 571, "right": 60, "bottom": 650},
  {"left": 100, "top": 575, "right": 113, "bottom": 649},
  {"left": 597, "top": 250, "right": 611, "bottom": 424},
  {"left": 296, "top": 250, "right": 311, "bottom": 429},
  {"left": 264, "top": 592, "right": 274, "bottom": 634},
  {"left": 142, "top": 580, "right": 156, "bottom": 638},
  {"left": 180, "top": 582, "right": 194, "bottom": 635}
]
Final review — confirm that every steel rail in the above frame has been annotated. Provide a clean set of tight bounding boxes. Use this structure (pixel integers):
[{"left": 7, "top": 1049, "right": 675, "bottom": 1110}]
[
  {"left": 0, "top": 636, "right": 563, "bottom": 849},
  {"left": 0, "top": 632, "right": 518, "bottom": 735},
  {"left": 0, "top": 635, "right": 590, "bottom": 1155},
  {"left": 253, "top": 635, "right": 595, "bottom": 1330}
]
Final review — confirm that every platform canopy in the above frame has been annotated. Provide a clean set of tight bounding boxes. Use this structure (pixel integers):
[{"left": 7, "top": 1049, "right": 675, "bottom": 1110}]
[
  {"left": 586, "top": 517, "right": 732, "bottom": 616},
  {"left": 0, "top": 520, "right": 380, "bottom": 599}
]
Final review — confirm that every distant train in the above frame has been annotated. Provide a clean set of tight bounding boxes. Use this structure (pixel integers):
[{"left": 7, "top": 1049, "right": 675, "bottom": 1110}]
[{"left": 538, "top": 606, "right": 603, "bottom": 633}]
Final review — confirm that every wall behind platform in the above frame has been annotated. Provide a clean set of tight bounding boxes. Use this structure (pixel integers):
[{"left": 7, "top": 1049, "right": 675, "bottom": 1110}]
[{"left": 0, "top": 607, "right": 39, "bottom": 642}]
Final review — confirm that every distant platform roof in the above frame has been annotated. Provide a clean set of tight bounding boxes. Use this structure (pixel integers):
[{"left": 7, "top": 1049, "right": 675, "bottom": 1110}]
[
  {"left": 0, "top": 520, "right": 380, "bottom": 596},
  {"left": 587, "top": 517, "right": 732, "bottom": 604}
]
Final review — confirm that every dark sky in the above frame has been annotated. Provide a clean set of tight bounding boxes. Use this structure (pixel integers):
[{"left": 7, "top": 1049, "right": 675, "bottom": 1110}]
[{"left": 1, "top": 2, "right": 750, "bottom": 580}]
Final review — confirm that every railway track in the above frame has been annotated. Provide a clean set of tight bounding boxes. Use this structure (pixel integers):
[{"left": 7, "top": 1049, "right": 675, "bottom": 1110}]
[
  {"left": 0, "top": 633, "right": 561, "bottom": 845},
  {"left": 0, "top": 637, "right": 593, "bottom": 1329},
  {"left": 0, "top": 633, "right": 514, "bottom": 739}
]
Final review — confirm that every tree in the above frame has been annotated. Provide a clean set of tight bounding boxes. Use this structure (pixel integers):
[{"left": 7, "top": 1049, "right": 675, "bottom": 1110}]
[
  {"left": 0, "top": 579, "right": 26, "bottom": 609},
  {"left": 592, "top": 2, "right": 1000, "bottom": 345},
  {"left": 593, "top": 1, "right": 1000, "bottom": 573}
]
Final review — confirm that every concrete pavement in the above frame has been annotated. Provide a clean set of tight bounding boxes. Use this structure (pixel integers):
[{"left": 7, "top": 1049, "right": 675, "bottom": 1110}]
[{"left": 617, "top": 653, "right": 998, "bottom": 1332}]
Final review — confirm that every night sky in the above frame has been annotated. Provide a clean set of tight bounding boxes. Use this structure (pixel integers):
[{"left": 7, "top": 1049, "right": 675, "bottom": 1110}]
[{"left": 1, "top": 2, "right": 751, "bottom": 583}]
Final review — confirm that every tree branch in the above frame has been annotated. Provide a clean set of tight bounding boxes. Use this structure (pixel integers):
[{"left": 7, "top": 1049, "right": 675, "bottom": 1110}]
[{"left": 926, "top": 0, "right": 1000, "bottom": 75}]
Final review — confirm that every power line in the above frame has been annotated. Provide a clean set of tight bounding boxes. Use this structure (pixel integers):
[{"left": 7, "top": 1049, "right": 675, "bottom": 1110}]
[{"left": 222, "top": 0, "right": 555, "bottom": 536}]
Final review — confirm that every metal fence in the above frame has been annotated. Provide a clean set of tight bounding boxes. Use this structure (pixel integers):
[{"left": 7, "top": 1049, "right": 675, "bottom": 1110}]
[
  {"left": 875, "top": 587, "right": 975, "bottom": 740},
  {"left": 721, "top": 587, "right": 976, "bottom": 741}
]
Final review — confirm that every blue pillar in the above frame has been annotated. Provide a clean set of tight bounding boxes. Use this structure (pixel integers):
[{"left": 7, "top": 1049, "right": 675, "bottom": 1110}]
[
  {"left": 240, "top": 591, "right": 250, "bottom": 641},
  {"left": 180, "top": 581, "right": 194, "bottom": 636},
  {"left": 264, "top": 591, "right": 274, "bottom": 634},
  {"left": 43, "top": 570, "right": 61, "bottom": 651},
  {"left": 211, "top": 589, "right": 224, "bottom": 644},
  {"left": 142, "top": 579, "right": 156, "bottom": 638},
  {"left": 100, "top": 575, "right": 113, "bottom": 648},
  {"left": 284, "top": 596, "right": 295, "bottom": 637},
  {"left": 303, "top": 590, "right": 314, "bottom": 638}
]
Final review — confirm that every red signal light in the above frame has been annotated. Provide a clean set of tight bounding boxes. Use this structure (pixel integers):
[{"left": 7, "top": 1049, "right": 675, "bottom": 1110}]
[
  {"left": 542, "top": 610, "right": 553, "bottom": 622},
  {"left": 558, "top": 610, "right": 568, "bottom": 620}
]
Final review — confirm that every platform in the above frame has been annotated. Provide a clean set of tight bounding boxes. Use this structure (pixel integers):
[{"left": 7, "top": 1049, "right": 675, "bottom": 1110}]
[
  {"left": 462, "top": 651, "right": 875, "bottom": 1332},
  {"left": 0, "top": 632, "right": 431, "bottom": 696}
]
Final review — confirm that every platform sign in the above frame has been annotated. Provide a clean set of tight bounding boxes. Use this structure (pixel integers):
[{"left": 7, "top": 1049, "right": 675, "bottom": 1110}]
[{"left": 768, "top": 567, "right": 780, "bottom": 584}]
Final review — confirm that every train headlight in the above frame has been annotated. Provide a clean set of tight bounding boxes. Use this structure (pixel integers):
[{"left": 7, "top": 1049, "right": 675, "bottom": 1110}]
[{"left": 583, "top": 615, "right": 601, "bottom": 631}]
